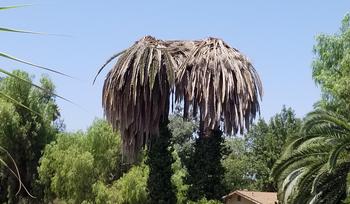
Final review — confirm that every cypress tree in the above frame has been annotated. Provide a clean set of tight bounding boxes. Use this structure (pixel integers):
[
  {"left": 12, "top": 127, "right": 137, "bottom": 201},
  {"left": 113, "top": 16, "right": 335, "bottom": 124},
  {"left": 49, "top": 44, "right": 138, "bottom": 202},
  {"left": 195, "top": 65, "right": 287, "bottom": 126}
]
[
  {"left": 146, "top": 119, "right": 177, "bottom": 204},
  {"left": 186, "top": 129, "right": 226, "bottom": 201}
]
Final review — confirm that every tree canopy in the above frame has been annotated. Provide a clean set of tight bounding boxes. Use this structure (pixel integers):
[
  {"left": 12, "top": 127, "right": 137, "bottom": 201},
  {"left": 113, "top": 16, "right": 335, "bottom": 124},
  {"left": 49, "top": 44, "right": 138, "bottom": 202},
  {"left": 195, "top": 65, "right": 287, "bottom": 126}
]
[
  {"left": 0, "top": 70, "right": 60, "bottom": 203},
  {"left": 312, "top": 13, "right": 350, "bottom": 115}
]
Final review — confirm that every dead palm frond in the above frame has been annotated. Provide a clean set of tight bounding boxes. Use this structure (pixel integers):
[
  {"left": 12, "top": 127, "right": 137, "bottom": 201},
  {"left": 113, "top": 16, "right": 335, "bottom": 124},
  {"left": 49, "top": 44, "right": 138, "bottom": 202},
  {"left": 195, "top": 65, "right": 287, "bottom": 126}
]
[
  {"left": 100, "top": 36, "right": 263, "bottom": 161},
  {"left": 101, "top": 36, "right": 182, "bottom": 162},
  {"left": 175, "top": 37, "right": 263, "bottom": 135}
]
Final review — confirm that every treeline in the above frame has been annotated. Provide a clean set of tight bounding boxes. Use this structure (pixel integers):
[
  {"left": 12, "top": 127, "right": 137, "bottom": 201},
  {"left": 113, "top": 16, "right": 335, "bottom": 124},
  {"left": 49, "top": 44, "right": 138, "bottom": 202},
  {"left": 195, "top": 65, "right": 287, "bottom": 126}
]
[{"left": 0, "top": 70, "right": 301, "bottom": 203}]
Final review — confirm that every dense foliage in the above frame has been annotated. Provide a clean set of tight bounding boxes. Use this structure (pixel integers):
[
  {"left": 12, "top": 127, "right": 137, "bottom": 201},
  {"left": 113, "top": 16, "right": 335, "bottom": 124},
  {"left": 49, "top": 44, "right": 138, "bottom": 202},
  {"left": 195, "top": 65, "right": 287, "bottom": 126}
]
[
  {"left": 0, "top": 71, "right": 59, "bottom": 203},
  {"left": 272, "top": 14, "right": 350, "bottom": 204},
  {"left": 39, "top": 120, "right": 141, "bottom": 203},
  {"left": 223, "top": 107, "right": 301, "bottom": 193},
  {"left": 186, "top": 130, "right": 227, "bottom": 201},
  {"left": 312, "top": 13, "right": 350, "bottom": 115},
  {"left": 272, "top": 110, "right": 350, "bottom": 203},
  {"left": 1, "top": 6, "right": 349, "bottom": 204},
  {"left": 146, "top": 120, "right": 177, "bottom": 204}
]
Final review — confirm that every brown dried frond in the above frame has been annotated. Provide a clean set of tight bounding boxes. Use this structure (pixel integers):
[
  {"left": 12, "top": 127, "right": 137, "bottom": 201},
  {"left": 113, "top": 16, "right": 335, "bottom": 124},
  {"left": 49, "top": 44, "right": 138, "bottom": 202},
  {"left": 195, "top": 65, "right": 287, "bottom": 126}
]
[
  {"left": 101, "top": 36, "right": 263, "bottom": 162},
  {"left": 102, "top": 36, "right": 180, "bottom": 162},
  {"left": 175, "top": 37, "right": 263, "bottom": 135}
]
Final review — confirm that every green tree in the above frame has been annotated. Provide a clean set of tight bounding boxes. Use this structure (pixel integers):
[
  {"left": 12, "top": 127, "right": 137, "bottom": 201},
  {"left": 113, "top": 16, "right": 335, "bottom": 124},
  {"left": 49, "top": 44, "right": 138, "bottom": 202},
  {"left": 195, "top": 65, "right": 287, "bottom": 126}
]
[
  {"left": 270, "top": 13, "right": 350, "bottom": 204},
  {"left": 186, "top": 130, "right": 227, "bottom": 201},
  {"left": 93, "top": 164, "right": 149, "bottom": 204},
  {"left": 0, "top": 6, "right": 70, "bottom": 202},
  {"left": 244, "top": 106, "right": 301, "bottom": 191},
  {"left": 312, "top": 13, "right": 350, "bottom": 115},
  {"left": 171, "top": 150, "right": 189, "bottom": 204},
  {"left": 38, "top": 120, "right": 122, "bottom": 203},
  {"left": 222, "top": 138, "right": 254, "bottom": 192},
  {"left": 272, "top": 109, "right": 350, "bottom": 204},
  {"left": 146, "top": 119, "right": 177, "bottom": 204},
  {"left": 169, "top": 109, "right": 197, "bottom": 164},
  {"left": 0, "top": 71, "right": 59, "bottom": 203}
]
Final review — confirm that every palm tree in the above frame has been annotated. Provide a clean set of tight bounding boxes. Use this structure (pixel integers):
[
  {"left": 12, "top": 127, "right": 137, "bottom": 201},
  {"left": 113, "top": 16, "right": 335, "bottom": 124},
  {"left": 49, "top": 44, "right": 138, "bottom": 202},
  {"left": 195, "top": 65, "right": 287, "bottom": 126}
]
[
  {"left": 98, "top": 36, "right": 263, "bottom": 202},
  {"left": 272, "top": 109, "right": 350, "bottom": 204},
  {"left": 99, "top": 36, "right": 263, "bottom": 159},
  {"left": 98, "top": 36, "right": 190, "bottom": 203},
  {"left": 100, "top": 36, "right": 183, "bottom": 162},
  {"left": 175, "top": 37, "right": 262, "bottom": 137},
  {"left": 174, "top": 37, "right": 262, "bottom": 200}
]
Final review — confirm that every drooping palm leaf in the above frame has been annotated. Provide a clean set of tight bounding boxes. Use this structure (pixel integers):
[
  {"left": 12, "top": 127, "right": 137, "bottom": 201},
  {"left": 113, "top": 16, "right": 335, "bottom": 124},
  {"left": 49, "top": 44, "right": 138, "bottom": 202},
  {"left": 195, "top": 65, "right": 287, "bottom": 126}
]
[
  {"left": 100, "top": 36, "right": 263, "bottom": 161},
  {"left": 102, "top": 36, "right": 181, "bottom": 162},
  {"left": 0, "top": 68, "right": 72, "bottom": 103},
  {"left": 175, "top": 37, "right": 263, "bottom": 135},
  {"left": 0, "top": 91, "right": 40, "bottom": 115},
  {"left": 0, "top": 52, "right": 71, "bottom": 77},
  {"left": 272, "top": 109, "right": 350, "bottom": 204},
  {"left": 0, "top": 5, "right": 28, "bottom": 11},
  {"left": 92, "top": 50, "right": 126, "bottom": 84},
  {"left": 0, "top": 27, "right": 42, "bottom": 34}
]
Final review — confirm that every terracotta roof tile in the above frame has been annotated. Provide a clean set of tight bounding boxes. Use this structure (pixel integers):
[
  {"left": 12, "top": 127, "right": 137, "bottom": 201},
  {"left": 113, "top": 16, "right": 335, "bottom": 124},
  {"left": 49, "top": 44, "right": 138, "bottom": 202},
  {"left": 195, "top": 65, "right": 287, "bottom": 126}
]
[{"left": 224, "top": 190, "right": 278, "bottom": 204}]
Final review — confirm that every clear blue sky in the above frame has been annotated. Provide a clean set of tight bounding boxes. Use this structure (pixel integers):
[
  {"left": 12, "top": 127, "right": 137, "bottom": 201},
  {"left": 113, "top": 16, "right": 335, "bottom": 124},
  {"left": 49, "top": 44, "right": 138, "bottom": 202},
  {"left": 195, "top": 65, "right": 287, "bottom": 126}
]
[{"left": 1, "top": 1, "right": 349, "bottom": 131}]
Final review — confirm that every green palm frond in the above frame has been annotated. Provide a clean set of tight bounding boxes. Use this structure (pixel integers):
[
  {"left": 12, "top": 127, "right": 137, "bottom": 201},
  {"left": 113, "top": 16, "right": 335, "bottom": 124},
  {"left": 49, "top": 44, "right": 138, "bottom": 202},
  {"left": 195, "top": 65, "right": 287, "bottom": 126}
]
[
  {"left": 273, "top": 109, "right": 350, "bottom": 204},
  {"left": 304, "top": 109, "right": 350, "bottom": 133},
  {"left": 0, "top": 5, "right": 28, "bottom": 10},
  {"left": 0, "top": 52, "right": 72, "bottom": 77},
  {"left": 0, "top": 68, "right": 72, "bottom": 104},
  {"left": 0, "top": 27, "right": 42, "bottom": 34},
  {"left": 0, "top": 91, "right": 40, "bottom": 115},
  {"left": 328, "top": 142, "right": 350, "bottom": 171}
]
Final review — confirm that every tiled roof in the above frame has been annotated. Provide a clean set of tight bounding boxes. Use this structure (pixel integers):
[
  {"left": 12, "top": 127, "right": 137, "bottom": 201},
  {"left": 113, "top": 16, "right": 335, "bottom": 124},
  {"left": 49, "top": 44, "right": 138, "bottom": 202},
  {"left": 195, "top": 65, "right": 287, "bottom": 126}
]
[{"left": 224, "top": 190, "right": 278, "bottom": 204}]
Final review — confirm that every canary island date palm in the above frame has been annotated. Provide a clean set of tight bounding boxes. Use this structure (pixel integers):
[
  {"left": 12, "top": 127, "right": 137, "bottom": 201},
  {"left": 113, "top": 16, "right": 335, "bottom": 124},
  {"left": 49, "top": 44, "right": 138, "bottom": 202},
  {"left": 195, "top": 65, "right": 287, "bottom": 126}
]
[
  {"left": 272, "top": 109, "right": 350, "bottom": 204},
  {"left": 98, "top": 36, "right": 262, "bottom": 160},
  {"left": 174, "top": 37, "right": 262, "bottom": 200},
  {"left": 98, "top": 36, "right": 262, "bottom": 202},
  {"left": 97, "top": 36, "right": 190, "bottom": 203},
  {"left": 175, "top": 37, "right": 262, "bottom": 136},
  {"left": 99, "top": 36, "right": 185, "bottom": 162}
]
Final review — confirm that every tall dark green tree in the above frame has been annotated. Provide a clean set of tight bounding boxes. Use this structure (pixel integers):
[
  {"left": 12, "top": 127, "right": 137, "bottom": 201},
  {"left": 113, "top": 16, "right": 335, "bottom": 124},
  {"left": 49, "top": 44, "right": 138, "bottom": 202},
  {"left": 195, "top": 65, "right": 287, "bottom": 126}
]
[
  {"left": 0, "top": 70, "right": 59, "bottom": 203},
  {"left": 186, "top": 130, "right": 227, "bottom": 201},
  {"left": 146, "top": 119, "right": 177, "bottom": 204}
]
